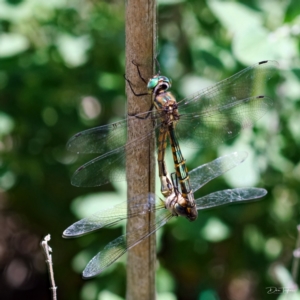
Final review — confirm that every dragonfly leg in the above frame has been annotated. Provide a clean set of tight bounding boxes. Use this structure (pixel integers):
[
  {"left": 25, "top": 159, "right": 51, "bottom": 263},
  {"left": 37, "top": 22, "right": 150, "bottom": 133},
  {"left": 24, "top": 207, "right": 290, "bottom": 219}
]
[
  {"left": 124, "top": 74, "right": 153, "bottom": 115},
  {"left": 123, "top": 60, "right": 148, "bottom": 96},
  {"left": 127, "top": 104, "right": 154, "bottom": 119},
  {"left": 131, "top": 60, "right": 147, "bottom": 84},
  {"left": 125, "top": 60, "right": 155, "bottom": 113},
  {"left": 124, "top": 74, "right": 148, "bottom": 97}
]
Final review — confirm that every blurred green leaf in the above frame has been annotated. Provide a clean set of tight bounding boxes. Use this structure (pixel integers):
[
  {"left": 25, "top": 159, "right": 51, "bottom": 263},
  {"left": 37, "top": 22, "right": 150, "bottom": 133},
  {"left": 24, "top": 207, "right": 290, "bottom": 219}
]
[
  {"left": 70, "top": 191, "right": 126, "bottom": 220},
  {"left": 233, "top": 26, "right": 298, "bottom": 65},
  {"left": 56, "top": 34, "right": 92, "bottom": 67},
  {"left": 0, "top": 33, "right": 29, "bottom": 57},
  {"left": 199, "top": 289, "right": 220, "bottom": 300},
  {"left": 158, "top": 0, "right": 186, "bottom": 5},
  {"left": 244, "top": 224, "right": 265, "bottom": 252},
  {"left": 0, "top": 112, "right": 14, "bottom": 135},
  {"left": 208, "top": 1, "right": 262, "bottom": 32},
  {"left": 265, "top": 237, "right": 282, "bottom": 260},
  {"left": 97, "top": 290, "right": 124, "bottom": 300},
  {"left": 157, "top": 267, "right": 175, "bottom": 293},
  {"left": 157, "top": 292, "right": 177, "bottom": 300},
  {"left": 200, "top": 217, "right": 230, "bottom": 242},
  {"left": 80, "top": 282, "right": 98, "bottom": 300}
]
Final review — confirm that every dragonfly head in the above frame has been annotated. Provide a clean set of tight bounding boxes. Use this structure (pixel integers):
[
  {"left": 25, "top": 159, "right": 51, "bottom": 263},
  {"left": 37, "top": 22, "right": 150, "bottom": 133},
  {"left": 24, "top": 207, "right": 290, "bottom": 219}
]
[{"left": 147, "top": 75, "right": 172, "bottom": 94}]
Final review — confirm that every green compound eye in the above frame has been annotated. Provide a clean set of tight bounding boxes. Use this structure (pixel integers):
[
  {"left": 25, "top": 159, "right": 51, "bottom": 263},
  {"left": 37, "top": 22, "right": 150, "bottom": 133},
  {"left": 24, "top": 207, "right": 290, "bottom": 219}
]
[{"left": 147, "top": 77, "right": 159, "bottom": 89}]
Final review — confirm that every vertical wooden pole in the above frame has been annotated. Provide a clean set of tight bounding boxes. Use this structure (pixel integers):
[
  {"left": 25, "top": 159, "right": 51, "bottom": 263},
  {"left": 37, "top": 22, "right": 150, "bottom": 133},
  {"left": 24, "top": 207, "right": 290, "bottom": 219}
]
[{"left": 125, "top": 0, "right": 156, "bottom": 299}]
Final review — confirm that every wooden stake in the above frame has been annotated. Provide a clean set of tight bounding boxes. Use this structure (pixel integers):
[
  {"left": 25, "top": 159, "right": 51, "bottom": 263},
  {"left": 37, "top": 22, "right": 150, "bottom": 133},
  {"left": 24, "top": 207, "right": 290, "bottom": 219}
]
[{"left": 125, "top": 0, "right": 156, "bottom": 299}]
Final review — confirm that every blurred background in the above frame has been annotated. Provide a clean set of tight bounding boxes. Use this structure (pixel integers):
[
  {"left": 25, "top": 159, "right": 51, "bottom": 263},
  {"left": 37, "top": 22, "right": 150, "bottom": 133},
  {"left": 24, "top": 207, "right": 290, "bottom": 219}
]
[{"left": 0, "top": 0, "right": 299, "bottom": 299}]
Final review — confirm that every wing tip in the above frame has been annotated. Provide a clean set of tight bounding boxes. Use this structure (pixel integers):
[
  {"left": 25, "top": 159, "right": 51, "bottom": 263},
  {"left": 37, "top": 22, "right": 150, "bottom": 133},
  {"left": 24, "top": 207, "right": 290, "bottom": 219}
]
[{"left": 231, "top": 151, "right": 248, "bottom": 164}]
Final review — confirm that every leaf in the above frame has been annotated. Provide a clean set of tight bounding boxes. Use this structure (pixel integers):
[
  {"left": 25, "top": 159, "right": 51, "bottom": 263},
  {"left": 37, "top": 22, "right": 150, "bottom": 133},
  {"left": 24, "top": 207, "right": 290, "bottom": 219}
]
[
  {"left": 208, "top": 1, "right": 262, "bottom": 32},
  {"left": 0, "top": 33, "right": 29, "bottom": 57}
]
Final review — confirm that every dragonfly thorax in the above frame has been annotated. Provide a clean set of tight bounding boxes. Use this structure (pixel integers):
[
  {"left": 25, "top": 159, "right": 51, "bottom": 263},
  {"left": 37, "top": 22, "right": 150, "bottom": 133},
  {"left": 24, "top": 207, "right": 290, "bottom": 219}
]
[{"left": 154, "top": 93, "right": 180, "bottom": 126}]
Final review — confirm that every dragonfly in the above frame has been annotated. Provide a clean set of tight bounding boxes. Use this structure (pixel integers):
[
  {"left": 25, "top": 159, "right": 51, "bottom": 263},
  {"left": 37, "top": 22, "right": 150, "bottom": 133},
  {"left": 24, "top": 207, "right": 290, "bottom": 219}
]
[
  {"left": 67, "top": 60, "right": 276, "bottom": 210},
  {"left": 63, "top": 152, "right": 267, "bottom": 278}
]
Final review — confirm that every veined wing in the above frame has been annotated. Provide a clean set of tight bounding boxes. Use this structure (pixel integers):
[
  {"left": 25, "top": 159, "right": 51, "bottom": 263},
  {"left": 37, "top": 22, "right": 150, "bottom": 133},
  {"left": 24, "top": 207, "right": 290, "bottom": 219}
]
[
  {"left": 81, "top": 187, "right": 267, "bottom": 277},
  {"left": 178, "top": 60, "right": 277, "bottom": 113},
  {"left": 67, "top": 151, "right": 249, "bottom": 236},
  {"left": 196, "top": 188, "right": 267, "bottom": 209},
  {"left": 63, "top": 152, "right": 267, "bottom": 277},
  {"left": 176, "top": 60, "right": 277, "bottom": 147},
  {"left": 70, "top": 113, "right": 162, "bottom": 187},
  {"left": 67, "top": 110, "right": 162, "bottom": 155},
  {"left": 177, "top": 95, "right": 272, "bottom": 148},
  {"left": 67, "top": 119, "right": 127, "bottom": 154},
  {"left": 63, "top": 194, "right": 164, "bottom": 238},
  {"left": 82, "top": 205, "right": 172, "bottom": 278},
  {"left": 189, "top": 151, "right": 248, "bottom": 192},
  {"left": 68, "top": 61, "right": 277, "bottom": 187},
  {"left": 70, "top": 136, "right": 145, "bottom": 187}
]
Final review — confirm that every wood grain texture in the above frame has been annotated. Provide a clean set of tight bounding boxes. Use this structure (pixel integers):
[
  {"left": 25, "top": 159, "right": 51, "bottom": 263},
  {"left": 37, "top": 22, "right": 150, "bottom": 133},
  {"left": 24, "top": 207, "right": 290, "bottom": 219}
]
[{"left": 125, "top": 0, "right": 156, "bottom": 299}]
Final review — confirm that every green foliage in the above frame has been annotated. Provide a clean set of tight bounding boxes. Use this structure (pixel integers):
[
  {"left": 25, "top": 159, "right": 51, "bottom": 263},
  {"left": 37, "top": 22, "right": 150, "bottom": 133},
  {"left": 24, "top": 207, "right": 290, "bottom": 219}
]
[{"left": 0, "top": 0, "right": 300, "bottom": 299}]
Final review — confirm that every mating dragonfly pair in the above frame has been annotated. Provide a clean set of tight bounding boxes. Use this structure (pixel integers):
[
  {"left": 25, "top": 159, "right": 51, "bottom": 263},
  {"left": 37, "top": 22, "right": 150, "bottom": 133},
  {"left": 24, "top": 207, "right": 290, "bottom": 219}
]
[{"left": 63, "top": 60, "right": 277, "bottom": 278}]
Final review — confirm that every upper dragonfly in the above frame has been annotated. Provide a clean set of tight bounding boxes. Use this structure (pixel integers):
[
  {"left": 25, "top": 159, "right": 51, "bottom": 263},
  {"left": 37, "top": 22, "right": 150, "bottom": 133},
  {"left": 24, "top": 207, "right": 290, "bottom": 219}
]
[
  {"left": 63, "top": 152, "right": 267, "bottom": 278},
  {"left": 67, "top": 60, "right": 277, "bottom": 201}
]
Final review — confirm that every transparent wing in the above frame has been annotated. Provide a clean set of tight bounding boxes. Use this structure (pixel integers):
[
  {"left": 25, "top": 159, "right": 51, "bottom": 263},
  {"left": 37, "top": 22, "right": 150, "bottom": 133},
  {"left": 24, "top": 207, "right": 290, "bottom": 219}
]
[
  {"left": 196, "top": 187, "right": 267, "bottom": 209},
  {"left": 70, "top": 115, "right": 162, "bottom": 187},
  {"left": 65, "top": 152, "right": 248, "bottom": 236},
  {"left": 63, "top": 194, "right": 165, "bottom": 237},
  {"left": 189, "top": 151, "right": 248, "bottom": 192},
  {"left": 66, "top": 151, "right": 249, "bottom": 237},
  {"left": 178, "top": 95, "right": 272, "bottom": 148},
  {"left": 68, "top": 61, "right": 276, "bottom": 155},
  {"left": 68, "top": 61, "right": 276, "bottom": 187},
  {"left": 80, "top": 187, "right": 267, "bottom": 277},
  {"left": 176, "top": 60, "right": 277, "bottom": 147},
  {"left": 70, "top": 139, "right": 139, "bottom": 187},
  {"left": 67, "top": 110, "right": 161, "bottom": 155},
  {"left": 82, "top": 205, "right": 172, "bottom": 278},
  {"left": 67, "top": 119, "right": 128, "bottom": 155}
]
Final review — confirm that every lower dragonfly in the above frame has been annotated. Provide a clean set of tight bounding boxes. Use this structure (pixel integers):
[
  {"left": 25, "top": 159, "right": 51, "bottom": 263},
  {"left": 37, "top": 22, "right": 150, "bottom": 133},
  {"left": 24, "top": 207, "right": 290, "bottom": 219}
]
[
  {"left": 63, "top": 152, "right": 267, "bottom": 278},
  {"left": 67, "top": 60, "right": 277, "bottom": 202}
]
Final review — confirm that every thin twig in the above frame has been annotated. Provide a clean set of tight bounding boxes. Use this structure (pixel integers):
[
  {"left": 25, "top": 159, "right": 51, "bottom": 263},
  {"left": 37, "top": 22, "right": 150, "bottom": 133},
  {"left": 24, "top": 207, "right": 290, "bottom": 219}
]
[{"left": 41, "top": 234, "right": 58, "bottom": 300}]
